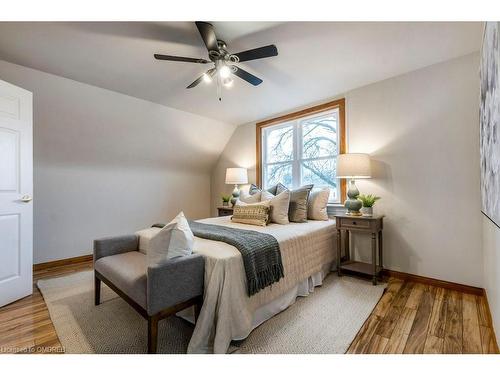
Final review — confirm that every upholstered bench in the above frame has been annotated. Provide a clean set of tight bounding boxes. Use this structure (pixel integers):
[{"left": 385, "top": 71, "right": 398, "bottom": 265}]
[{"left": 93, "top": 234, "right": 204, "bottom": 353}]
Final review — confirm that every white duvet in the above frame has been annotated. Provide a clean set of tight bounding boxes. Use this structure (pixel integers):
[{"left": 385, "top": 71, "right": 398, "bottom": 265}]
[{"left": 137, "top": 216, "right": 337, "bottom": 353}]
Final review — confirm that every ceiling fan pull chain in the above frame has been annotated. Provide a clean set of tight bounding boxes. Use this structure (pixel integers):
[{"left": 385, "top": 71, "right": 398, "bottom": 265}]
[{"left": 217, "top": 75, "right": 222, "bottom": 101}]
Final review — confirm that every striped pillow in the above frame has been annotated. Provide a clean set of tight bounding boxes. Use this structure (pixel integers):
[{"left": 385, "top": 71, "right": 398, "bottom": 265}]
[{"left": 231, "top": 201, "right": 271, "bottom": 226}]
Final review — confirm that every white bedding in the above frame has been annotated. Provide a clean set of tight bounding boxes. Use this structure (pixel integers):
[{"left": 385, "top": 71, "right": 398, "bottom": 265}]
[{"left": 137, "top": 216, "right": 337, "bottom": 353}]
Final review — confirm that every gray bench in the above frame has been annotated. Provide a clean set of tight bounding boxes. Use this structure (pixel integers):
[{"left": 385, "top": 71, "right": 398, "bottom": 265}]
[{"left": 93, "top": 234, "right": 204, "bottom": 353}]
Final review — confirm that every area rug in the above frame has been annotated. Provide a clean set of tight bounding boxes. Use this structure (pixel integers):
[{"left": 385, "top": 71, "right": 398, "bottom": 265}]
[{"left": 37, "top": 271, "right": 385, "bottom": 354}]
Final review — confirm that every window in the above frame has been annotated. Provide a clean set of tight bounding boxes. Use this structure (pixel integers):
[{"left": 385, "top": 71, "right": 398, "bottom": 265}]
[{"left": 256, "top": 99, "right": 346, "bottom": 204}]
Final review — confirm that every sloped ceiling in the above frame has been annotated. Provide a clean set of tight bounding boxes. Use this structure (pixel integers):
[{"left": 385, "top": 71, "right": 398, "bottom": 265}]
[{"left": 0, "top": 22, "right": 483, "bottom": 125}]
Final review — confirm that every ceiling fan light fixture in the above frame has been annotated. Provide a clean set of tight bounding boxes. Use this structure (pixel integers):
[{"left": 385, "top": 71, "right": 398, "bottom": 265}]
[
  {"left": 222, "top": 77, "right": 233, "bottom": 88},
  {"left": 202, "top": 72, "right": 212, "bottom": 83},
  {"left": 219, "top": 65, "right": 231, "bottom": 79}
]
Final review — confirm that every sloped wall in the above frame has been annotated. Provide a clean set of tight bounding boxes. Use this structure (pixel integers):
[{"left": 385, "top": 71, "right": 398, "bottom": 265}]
[{"left": 0, "top": 60, "right": 235, "bottom": 263}]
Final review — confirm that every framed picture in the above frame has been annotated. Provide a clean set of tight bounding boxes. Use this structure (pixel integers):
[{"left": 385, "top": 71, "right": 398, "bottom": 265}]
[{"left": 480, "top": 22, "right": 500, "bottom": 228}]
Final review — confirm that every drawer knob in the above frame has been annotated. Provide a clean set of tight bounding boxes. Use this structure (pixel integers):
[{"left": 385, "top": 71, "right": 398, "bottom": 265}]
[{"left": 352, "top": 221, "right": 357, "bottom": 225}]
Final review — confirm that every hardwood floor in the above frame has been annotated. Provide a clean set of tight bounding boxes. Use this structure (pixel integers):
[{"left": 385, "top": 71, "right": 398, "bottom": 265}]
[
  {"left": 347, "top": 278, "right": 499, "bottom": 354},
  {"left": 0, "top": 261, "right": 498, "bottom": 354},
  {"left": 0, "top": 259, "right": 93, "bottom": 354}
]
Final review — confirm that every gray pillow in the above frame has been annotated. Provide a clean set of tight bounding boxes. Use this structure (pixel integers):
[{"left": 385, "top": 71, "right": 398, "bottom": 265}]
[
  {"left": 249, "top": 183, "right": 287, "bottom": 196},
  {"left": 249, "top": 184, "right": 261, "bottom": 195},
  {"left": 276, "top": 183, "right": 292, "bottom": 195},
  {"left": 278, "top": 184, "right": 314, "bottom": 222}
]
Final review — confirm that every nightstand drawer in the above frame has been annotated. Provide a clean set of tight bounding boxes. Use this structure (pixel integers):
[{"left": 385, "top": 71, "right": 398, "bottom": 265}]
[
  {"left": 340, "top": 217, "right": 371, "bottom": 229},
  {"left": 217, "top": 208, "right": 233, "bottom": 217}
]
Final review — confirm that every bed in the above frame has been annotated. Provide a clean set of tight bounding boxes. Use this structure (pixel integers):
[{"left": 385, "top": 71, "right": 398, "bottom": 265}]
[{"left": 137, "top": 216, "right": 337, "bottom": 354}]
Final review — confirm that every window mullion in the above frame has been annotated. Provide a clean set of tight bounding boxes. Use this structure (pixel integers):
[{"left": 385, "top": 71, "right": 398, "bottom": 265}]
[
  {"left": 292, "top": 121, "right": 300, "bottom": 189},
  {"left": 262, "top": 129, "right": 267, "bottom": 188}
]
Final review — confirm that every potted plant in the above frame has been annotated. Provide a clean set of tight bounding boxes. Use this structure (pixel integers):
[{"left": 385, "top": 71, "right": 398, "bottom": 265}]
[
  {"left": 221, "top": 194, "right": 231, "bottom": 207},
  {"left": 358, "top": 194, "right": 381, "bottom": 217}
]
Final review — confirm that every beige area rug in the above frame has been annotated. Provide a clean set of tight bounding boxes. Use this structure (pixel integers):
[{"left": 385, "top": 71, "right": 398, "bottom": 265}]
[{"left": 37, "top": 271, "right": 385, "bottom": 354}]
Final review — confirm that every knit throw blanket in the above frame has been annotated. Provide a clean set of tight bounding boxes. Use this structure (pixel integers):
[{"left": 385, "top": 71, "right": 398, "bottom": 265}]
[{"left": 152, "top": 221, "right": 284, "bottom": 296}]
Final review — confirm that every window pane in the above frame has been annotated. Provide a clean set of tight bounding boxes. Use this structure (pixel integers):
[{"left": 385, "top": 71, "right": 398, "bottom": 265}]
[
  {"left": 265, "top": 125, "right": 294, "bottom": 163},
  {"left": 265, "top": 163, "right": 293, "bottom": 188},
  {"left": 301, "top": 113, "right": 338, "bottom": 159},
  {"left": 301, "top": 158, "right": 339, "bottom": 202}
]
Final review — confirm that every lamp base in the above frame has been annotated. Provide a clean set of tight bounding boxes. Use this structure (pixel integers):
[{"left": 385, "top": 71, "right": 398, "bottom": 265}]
[
  {"left": 344, "top": 179, "right": 362, "bottom": 216},
  {"left": 230, "top": 184, "right": 240, "bottom": 206}
]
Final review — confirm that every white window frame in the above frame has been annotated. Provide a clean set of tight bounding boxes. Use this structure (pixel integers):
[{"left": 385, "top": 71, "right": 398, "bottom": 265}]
[{"left": 261, "top": 107, "right": 341, "bottom": 203}]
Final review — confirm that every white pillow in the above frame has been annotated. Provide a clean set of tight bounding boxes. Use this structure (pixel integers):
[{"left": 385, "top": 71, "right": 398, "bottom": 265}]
[
  {"left": 239, "top": 189, "right": 261, "bottom": 203},
  {"left": 148, "top": 212, "right": 194, "bottom": 265},
  {"left": 307, "top": 188, "right": 330, "bottom": 220},
  {"left": 261, "top": 190, "right": 290, "bottom": 224}
]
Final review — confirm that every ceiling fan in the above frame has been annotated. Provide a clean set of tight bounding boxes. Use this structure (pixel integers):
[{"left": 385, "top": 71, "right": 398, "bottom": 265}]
[{"left": 154, "top": 21, "right": 278, "bottom": 100}]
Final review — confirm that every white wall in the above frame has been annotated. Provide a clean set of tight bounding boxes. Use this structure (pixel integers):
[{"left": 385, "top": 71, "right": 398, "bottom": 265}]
[
  {"left": 0, "top": 60, "right": 235, "bottom": 264},
  {"left": 483, "top": 217, "right": 500, "bottom": 335},
  {"left": 347, "top": 52, "right": 481, "bottom": 287},
  {"left": 211, "top": 53, "right": 482, "bottom": 286},
  {"left": 211, "top": 123, "right": 257, "bottom": 214}
]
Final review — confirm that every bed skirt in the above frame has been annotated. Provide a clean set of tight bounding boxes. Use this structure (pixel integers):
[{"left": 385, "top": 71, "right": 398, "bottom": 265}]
[
  {"left": 239, "top": 261, "right": 334, "bottom": 340},
  {"left": 178, "top": 261, "right": 335, "bottom": 348}
]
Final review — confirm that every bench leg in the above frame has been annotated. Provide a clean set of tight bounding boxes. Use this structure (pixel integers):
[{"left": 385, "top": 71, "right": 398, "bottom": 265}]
[
  {"left": 94, "top": 275, "right": 101, "bottom": 306},
  {"left": 148, "top": 315, "right": 159, "bottom": 354},
  {"left": 194, "top": 298, "right": 202, "bottom": 323}
]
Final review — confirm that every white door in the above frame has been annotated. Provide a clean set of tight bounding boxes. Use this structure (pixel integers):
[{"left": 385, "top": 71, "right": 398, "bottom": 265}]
[{"left": 0, "top": 79, "right": 33, "bottom": 307}]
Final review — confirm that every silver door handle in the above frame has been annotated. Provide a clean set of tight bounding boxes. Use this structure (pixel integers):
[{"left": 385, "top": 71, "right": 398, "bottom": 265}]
[{"left": 20, "top": 195, "right": 33, "bottom": 202}]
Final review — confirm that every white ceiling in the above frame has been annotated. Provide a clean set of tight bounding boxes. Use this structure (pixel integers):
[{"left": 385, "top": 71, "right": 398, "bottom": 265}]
[{"left": 0, "top": 22, "right": 482, "bottom": 125}]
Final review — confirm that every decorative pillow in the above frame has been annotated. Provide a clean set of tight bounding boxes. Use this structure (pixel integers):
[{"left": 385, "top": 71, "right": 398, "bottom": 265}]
[
  {"left": 249, "top": 184, "right": 261, "bottom": 195},
  {"left": 231, "top": 201, "right": 271, "bottom": 226},
  {"left": 148, "top": 212, "right": 194, "bottom": 265},
  {"left": 276, "top": 182, "right": 299, "bottom": 195},
  {"left": 277, "top": 184, "right": 314, "bottom": 222},
  {"left": 261, "top": 190, "right": 290, "bottom": 224},
  {"left": 307, "top": 188, "right": 330, "bottom": 220},
  {"left": 249, "top": 183, "right": 287, "bottom": 196},
  {"left": 239, "top": 189, "right": 261, "bottom": 203}
]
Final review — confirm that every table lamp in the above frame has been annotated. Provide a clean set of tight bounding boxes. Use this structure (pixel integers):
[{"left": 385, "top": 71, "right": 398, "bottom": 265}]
[
  {"left": 336, "top": 153, "right": 371, "bottom": 216},
  {"left": 225, "top": 167, "right": 248, "bottom": 206}
]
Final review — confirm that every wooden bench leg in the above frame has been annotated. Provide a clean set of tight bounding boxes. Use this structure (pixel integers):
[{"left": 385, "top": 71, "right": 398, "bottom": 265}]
[
  {"left": 148, "top": 315, "right": 159, "bottom": 354},
  {"left": 94, "top": 275, "right": 101, "bottom": 306},
  {"left": 194, "top": 298, "right": 202, "bottom": 322}
]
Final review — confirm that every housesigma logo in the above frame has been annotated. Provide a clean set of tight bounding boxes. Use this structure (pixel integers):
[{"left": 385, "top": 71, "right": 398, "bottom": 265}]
[{"left": 0, "top": 346, "right": 65, "bottom": 354}]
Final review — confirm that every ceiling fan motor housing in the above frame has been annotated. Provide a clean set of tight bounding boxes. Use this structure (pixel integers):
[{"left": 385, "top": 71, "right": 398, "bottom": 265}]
[{"left": 209, "top": 40, "right": 240, "bottom": 64}]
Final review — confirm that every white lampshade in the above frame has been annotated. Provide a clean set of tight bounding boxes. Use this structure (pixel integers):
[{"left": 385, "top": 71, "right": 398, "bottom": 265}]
[
  {"left": 225, "top": 167, "right": 248, "bottom": 184},
  {"left": 336, "top": 153, "right": 371, "bottom": 179}
]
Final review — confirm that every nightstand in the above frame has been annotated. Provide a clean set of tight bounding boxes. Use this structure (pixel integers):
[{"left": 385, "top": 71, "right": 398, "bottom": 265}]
[
  {"left": 217, "top": 206, "right": 234, "bottom": 217},
  {"left": 335, "top": 214, "right": 384, "bottom": 285}
]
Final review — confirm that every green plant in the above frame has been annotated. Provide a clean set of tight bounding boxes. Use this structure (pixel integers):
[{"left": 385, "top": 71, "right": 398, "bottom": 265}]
[
  {"left": 358, "top": 194, "right": 381, "bottom": 207},
  {"left": 221, "top": 194, "right": 231, "bottom": 203}
]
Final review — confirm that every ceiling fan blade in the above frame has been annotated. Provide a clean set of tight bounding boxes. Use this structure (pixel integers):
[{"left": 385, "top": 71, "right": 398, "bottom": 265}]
[
  {"left": 186, "top": 76, "right": 204, "bottom": 89},
  {"left": 186, "top": 68, "right": 215, "bottom": 89},
  {"left": 232, "top": 66, "right": 263, "bottom": 86},
  {"left": 195, "top": 21, "right": 218, "bottom": 52},
  {"left": 154, "top": 54, "right": 209, "bottom": 64},
  {"left": 233, "top": 45, "right": 278, "bottom": 63}
]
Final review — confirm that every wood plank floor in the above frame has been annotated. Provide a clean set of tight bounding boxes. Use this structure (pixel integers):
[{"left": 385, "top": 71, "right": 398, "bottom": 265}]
[
  {"left": 347, "top": 278, "right": 499, "bottom": 354},
  {"left": 0, "top": 261, "right": 497, "bottom": 354},
  {"left": 0, "top": 260, "right": 93, "bottom": 354}
]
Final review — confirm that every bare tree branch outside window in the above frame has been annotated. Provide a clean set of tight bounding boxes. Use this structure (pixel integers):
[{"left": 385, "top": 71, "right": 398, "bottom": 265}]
[{"left": 263, "top": 111, "right": 340, "bottom": 202}]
